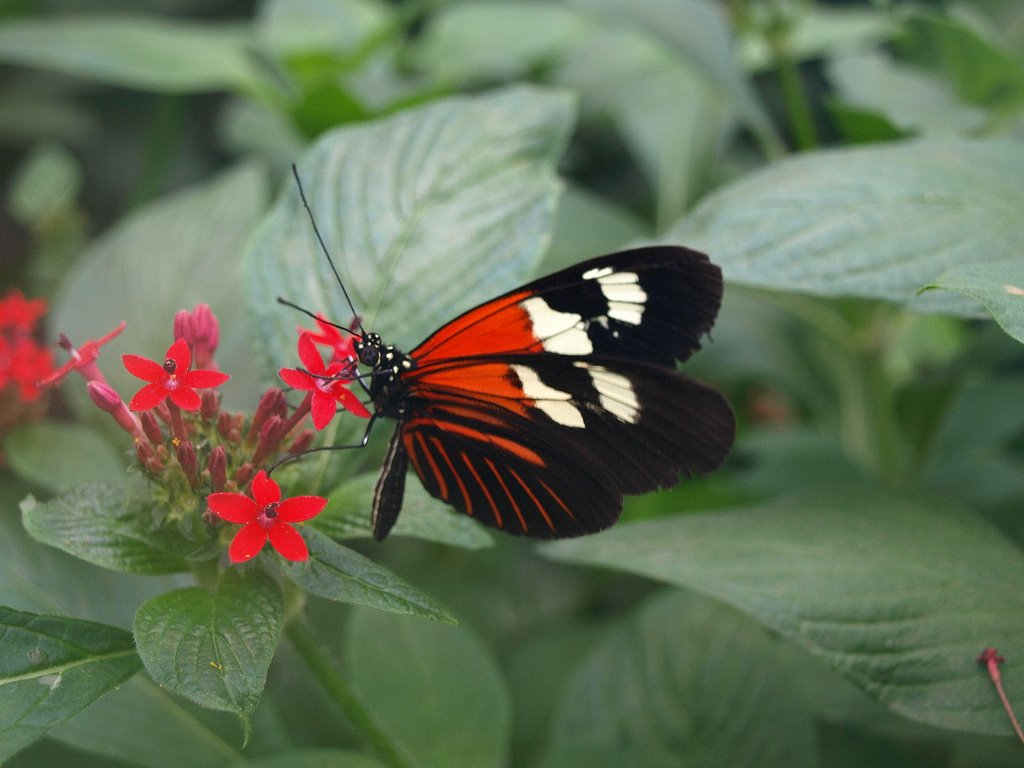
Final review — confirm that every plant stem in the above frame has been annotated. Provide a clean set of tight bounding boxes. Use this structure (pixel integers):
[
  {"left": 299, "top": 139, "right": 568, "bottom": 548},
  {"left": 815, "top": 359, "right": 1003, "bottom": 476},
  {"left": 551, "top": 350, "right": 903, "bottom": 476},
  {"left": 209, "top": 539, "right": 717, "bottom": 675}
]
[{"left": 285, "top": 617, "right": 409, "bottom": 768}]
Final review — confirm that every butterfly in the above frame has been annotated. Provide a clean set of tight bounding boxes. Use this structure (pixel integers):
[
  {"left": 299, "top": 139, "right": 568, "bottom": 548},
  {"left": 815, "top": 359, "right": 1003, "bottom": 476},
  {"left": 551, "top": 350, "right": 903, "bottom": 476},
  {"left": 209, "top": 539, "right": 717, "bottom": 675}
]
[
  {"left": 338, "top": 245, "right": 735, "bottom": 541},
  {"left": 286, "top": 171, "right": 734, "bottom": 541}
]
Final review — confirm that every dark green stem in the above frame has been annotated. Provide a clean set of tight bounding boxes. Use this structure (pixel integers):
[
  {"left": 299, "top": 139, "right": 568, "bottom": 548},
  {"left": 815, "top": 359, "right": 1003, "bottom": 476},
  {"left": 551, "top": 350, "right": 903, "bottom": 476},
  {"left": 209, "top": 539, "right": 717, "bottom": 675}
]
[
  {"left": 774, "top": 46, "right": 818, "bottom": 151},
  {"left": 285, "top": 617, "right": 409, "bottom": 768}
]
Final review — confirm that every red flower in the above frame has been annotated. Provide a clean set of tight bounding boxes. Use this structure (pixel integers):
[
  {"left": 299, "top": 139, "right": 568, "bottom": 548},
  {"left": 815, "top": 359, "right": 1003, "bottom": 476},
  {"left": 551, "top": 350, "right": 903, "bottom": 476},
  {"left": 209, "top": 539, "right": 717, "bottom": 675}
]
[
  {"left": 301, "top": 314, "right": 357, "bottom": 363},
  {"left": 279, "top": 333, "right": 370, "bottom": 429},
  {"left": 0, "top": 290, "right": 47, "bottom": 332},
  {"left": 207, "top": 470, "right": 326, "bottom": 562},
  {"left": 0, "top": 335, "right": 53, "bottom": 403},
  {"left": 39, "top": 321, "right": 126, "bottom": 387},
  {"left": 123, "top": 337, "right": 229, "bottom": 412}
]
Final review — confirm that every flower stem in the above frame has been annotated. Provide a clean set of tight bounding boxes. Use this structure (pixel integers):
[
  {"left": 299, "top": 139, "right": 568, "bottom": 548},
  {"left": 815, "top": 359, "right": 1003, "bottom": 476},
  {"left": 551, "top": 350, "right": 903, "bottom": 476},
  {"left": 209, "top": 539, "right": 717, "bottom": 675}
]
[{"left": 285, "top": 617, "right": 410, "bottom": 768}]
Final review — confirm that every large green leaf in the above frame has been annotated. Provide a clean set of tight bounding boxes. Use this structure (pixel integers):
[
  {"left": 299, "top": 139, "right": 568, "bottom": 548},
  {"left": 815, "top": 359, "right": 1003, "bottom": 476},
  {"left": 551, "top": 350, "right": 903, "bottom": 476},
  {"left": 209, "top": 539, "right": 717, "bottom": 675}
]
[
  {"left": 925, "top": 258, "right": 1024, "bottom": 344},
  {"left": 50, "top": 676, "right": 245, "bottom": 767},
  {"left": 344, "top": 608, "right": 510, "bottom": 768},
  {"left": 0, "top": 16, "right": 260, "bottom": 93},
  {"left": 538, "top": 591, "right": 815, "bottom": 768},
  {"left": 246, "top": 86, "right": 574, "bottom": 371},
  {"left": 230, "top": 750, "right": 390, "bottom": 768},
  {"left": 51, "top": 164, "right": 270, "bottom": 414},
  {"left": 316, "top": 472, "right": 493, "bottom": 549},
  {"left": 0, "top": 607, "right": 141, "bottom": 762},
  {"left": 4, "top": 421, "right": 124, "bottom": 495},
  {"left": 543, "top": 491, "right": 1024, "bottom": 736},
  {"left": 21, "top": 481, "right": 190, "bottom": 575},
  {"left": 280, "top": 528, "right": 455, "bottom": 623},
  {"left": 132, "top": 569, "right": 284, "bottom": 740},
  {"left": 670, "top": 139, "right": 1024, "bottom": 314}
]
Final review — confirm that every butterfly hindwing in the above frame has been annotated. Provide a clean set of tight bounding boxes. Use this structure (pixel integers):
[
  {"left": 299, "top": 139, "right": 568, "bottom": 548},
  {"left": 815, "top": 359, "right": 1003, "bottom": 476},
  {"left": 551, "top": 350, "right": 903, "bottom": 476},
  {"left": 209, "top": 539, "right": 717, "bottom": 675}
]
[{"left": 375, "top": 353, "right": 734, "bottom": 538}]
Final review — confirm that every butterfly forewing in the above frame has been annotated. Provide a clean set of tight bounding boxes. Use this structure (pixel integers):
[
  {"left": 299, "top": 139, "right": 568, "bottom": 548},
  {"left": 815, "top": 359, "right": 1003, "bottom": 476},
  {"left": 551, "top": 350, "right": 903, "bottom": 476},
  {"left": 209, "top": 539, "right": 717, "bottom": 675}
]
[{"left": 366, "top": 245, "right": 735, "bottom": 540}]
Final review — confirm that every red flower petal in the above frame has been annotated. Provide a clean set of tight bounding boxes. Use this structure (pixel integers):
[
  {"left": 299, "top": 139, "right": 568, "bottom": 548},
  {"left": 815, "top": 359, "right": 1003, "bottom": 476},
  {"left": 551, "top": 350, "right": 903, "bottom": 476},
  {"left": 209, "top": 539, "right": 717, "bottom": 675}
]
[
  {"left": 310, "top": 391, "right": 337, "bottom": 430},
  {"left": 207, "top": 492, "right": 258, "bottom": 523},
  {"left": 122, "top": 354, "right": 164, "bottom": 382},
  {"left": 129, "top": 382, "right": 168, "bottom": 411},
  {"left": 268, "top": 523, "right": 308, "bottom": 561},
  {"left": 279, "top": 367, "right": 315, "bottom": 391},
  {"left": 181, "top": 369, "right": 230, "bottom": 388},
  {"left": 166, "top": 337, "right": 192, "bottom": 372},
  {"left": 251, "top": 470, "right": 281, "bottom": 506},
  {"left": 297, "top": 333, "right": 326, "bottom": 375},
  {"left": 277, "top": 495, "right": 328, "bottom": 523},
  {"left": 168, "top": 386, "right": 202, "bottom": 411},
  {"left": 335, "top": 385, "right": 371, "bottom": 418},
  {"left": 229, "top": 522, "right": 268, "bottom": 563}
]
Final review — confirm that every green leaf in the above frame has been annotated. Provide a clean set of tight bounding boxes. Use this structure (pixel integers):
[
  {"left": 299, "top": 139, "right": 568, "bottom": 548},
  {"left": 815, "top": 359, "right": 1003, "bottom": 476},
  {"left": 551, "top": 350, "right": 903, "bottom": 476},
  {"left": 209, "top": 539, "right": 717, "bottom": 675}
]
[
  {"left": 280, "top": 528, "right": 455, "bottom": 623},
  {"left": 538, "top": 591, "right": 815, "bottom": 768},
  {"left": 897, "top": 13, "right": 1024, "bottom": 111},
  {"left": 4, "top": 421, "right": 124, "bottom": 495},
  {"left": 132, "top": 569, "right": 284, "bottom": 739},
  {"left": 51, "top": 163, "right": 270, "bottom": 415},
  {"left": 0, "top": 16, "right": 260, "bottom": 93},
  {"left": 256, "top": 0, "right": 391, "bottom": 59},
  {"left": 543, "top": 491, "right": 1024, "bottom": 736},
  {"left": 925, "top": 258, "right": 1024, "bottom": 344},
  {"left": 345, "top": 608, "right": 511, "bottom": 768},
  {"left": 316, "top": 472, "right": 493, "bottom": 550},
  {"left": 546, "top": 184, "right": 649, "bottom": 271},
  {"left": 50, "top": 675, "right": 244, "bottom": 767},
  {"left": 7, "top": 142, "right": 83, "bottom": 225},
  {"left": 670, "top": 139, "right": 1024, "bottom": 314},
  {"left": 0, "top": 607, "right": 141, "bottom": 762},
  {"left": 826, "top": 51, "right": 987, "bottom": 136},
  {"left": 246, "top": 86, "right": 574, "bottom": 371},
  {"left": 230, "top": 748, "right": 390, "bottom": 768},
  {"left": 21, "top": 481, "right": 190, "bottom": 575}
]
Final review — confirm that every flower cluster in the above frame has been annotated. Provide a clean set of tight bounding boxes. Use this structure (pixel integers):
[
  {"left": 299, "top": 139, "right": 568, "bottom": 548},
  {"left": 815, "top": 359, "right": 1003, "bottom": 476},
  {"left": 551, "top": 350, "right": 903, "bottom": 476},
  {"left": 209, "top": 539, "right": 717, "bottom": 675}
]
[
  {"left": 43, "top": 304, "right": 370, "bottom": 563},
  {"left": 0, "top": 289, "right": 54, "bottom": 436}
]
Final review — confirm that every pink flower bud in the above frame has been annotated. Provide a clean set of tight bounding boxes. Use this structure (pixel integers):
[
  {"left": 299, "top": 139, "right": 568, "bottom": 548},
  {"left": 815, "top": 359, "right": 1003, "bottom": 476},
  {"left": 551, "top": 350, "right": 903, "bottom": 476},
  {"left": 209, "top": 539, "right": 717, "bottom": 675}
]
[
  {"left": 249, "top": 387, "right": 286, "bottom": 441},
  {"left": 235, "top": 462, "right": 255, "bottom": 486},
  {"left": 287, "top": 429, "right": 314, "bottom": 455},
  {"left": 217, "top": 411, "right": 234, "bottom": 440},
  {"left": 251, "top": 415, "right": 285, "bottom": 467},
  {"left": 87, "top": 381, "right": 145, "bottom": 442},
  {"left": 140, "top": 410, "right": 163, "bottom": 445},
  {"left": 176, "top": 440, "right": 199, "bottom": 488},
  {"left": 207, "top": 445, "right": 227, "bottom": 491},
  {"left": 201, "top": 389, "right": 220, "bottom": 421},
  {"left": 174, "top": 304, "right": 219, "bottom": 370}
]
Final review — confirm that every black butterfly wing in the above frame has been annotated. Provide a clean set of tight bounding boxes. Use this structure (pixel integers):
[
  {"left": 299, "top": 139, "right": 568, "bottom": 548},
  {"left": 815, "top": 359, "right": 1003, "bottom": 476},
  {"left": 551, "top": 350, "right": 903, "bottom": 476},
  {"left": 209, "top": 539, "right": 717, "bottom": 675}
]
[{"left": 370, "top": 245, "right": 734, "bottom": 540}]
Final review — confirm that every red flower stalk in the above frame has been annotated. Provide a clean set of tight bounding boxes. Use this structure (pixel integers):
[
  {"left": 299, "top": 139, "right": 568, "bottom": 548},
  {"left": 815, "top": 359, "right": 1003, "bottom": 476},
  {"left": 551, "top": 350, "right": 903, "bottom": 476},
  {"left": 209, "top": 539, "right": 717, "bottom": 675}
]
[
  {"left": 279, "top": 333, "right": 369, "bottom": 430},
  {"left": 979, "top": 648, "right": 1024, "bottom": 745},
  {"left": 39, "top": 321, "right": 126, "bottom": 387},
  {"left": 87, "top": 381, "right": 146, "bottom": 443},
  {"left": 207, "top": 470, "right": 326, "bottom": 562},
  {"left": 174, "top": 304, "right": 219, "bottom": 370},
  {"left": 123, "top": 337, "right": 229, "bottom": 412}
]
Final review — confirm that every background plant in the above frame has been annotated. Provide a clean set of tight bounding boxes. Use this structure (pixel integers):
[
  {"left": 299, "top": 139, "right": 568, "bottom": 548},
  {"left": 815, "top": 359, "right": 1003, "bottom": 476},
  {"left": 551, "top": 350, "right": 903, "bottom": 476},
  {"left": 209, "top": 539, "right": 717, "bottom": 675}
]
[{"left": 3, "top": 0, "right": 1024, "bottom": 766}]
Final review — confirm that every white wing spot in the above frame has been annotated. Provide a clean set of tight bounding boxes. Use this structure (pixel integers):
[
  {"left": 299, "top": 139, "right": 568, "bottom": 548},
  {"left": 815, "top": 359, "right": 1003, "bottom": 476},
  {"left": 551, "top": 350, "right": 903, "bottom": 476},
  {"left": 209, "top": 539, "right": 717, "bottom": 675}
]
[
  {"left": 598, "top": 272, "right": 646, "bottom": 326},
  {"left": 522, "top": 296, "right": 593, "bottom": 355},
  {"left": 576, "top": 362, "right": 640, "bottom": 424},
  {"left": 583, "top": 266, "right": 614, "bottom": 280},
  {"left": 513, "top": 364, "right": 586, "bottom": 428}
]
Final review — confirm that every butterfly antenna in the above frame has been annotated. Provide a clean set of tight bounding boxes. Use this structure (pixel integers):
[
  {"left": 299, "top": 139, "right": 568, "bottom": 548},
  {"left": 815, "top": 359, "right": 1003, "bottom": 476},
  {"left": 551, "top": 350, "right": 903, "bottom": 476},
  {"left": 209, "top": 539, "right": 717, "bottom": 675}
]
[{"left": 290, "top": 163, "right": 366, "bottom": 337}]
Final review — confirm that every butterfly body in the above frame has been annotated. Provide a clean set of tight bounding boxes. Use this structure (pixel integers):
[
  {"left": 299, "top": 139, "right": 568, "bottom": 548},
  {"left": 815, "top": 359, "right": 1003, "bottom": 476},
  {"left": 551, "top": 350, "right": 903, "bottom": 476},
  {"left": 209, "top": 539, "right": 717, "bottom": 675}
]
[{"left": 349, "top": 245, "right": 735, "bottom": 541}]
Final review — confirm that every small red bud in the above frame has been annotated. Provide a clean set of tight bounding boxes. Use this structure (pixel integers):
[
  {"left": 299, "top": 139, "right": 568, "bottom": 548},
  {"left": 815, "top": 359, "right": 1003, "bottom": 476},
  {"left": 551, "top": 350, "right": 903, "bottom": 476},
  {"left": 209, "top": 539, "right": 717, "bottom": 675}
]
[
  {"left": 201, "top": 389, "right": 220, "bottom": 421},
  {"left": 251, "top": 415, "right": 285, "bottom": 467},
  {"left": 176, "top": 440, "right": 199, "bottom": 488},
  {"left": 207, "top": 445, "right": 227, "bottom": 492},
  {"left": 287, "top": 429, "right": 315, "bottom": 455},
  {"left": 249, "top": 387, "right": 286, "bottom": 442},
  {"left": 217, "top": 411, "right": 233, "bottom": 439},
  {"left": 87, "top": 381, "right": 145, "bottom": 442},
  {"left": 235, "top": 462, "right": 255, "bottom": 486},
  {"left": 140, "top": 410, "right": 163, "bottom": 445}
]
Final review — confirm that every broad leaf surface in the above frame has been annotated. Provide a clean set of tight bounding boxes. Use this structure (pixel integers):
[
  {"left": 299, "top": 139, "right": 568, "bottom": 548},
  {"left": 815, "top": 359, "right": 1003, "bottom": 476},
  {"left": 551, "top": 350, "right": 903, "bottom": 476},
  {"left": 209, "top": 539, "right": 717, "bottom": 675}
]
[
  {"left": 280, "top": 528, "right": 455, "bottom": 623},
  {"left": 51, "top": 164, "right": 269, "bottom": 414},
  {"left": 230, "top": 750, "right": 390, "bottom": 768},
  {"left": 246, "top": 86, "right": 574, "bottom": 371},
  {"left": 0, "top": 607, "right": 141, "bottom": 762},
  {"left": 132, "top": 569, "right": 283, "bottom": 738},
  {"left": 51, "top": 675, "right": 245, "bottom": 767},
  {"left": 316, "top": 472, "right": 493, "bottom": 549},
  {"left": 925, "top": 259, "right": 1024, "bottom": 345},
  {"left": 538, "top": 591, "right": 815, "bottom": 768},
  {"left": 0, "top": 16, "right": 259, "bottom": 93},
  {"left": 4, "top": 421, "right": 124, "bottom": 495},
  {"left": 543, "top": 491, "right": 1024, "bottom": 736},
  {"left": 671, "top": 140, "right": 1024, "bottom": 314},
  {"left": 345, "top": 608, "right": 510, "bottom": 768},
  {"left": 21, "top": 481, "right": 190, "bottom": 575}
]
